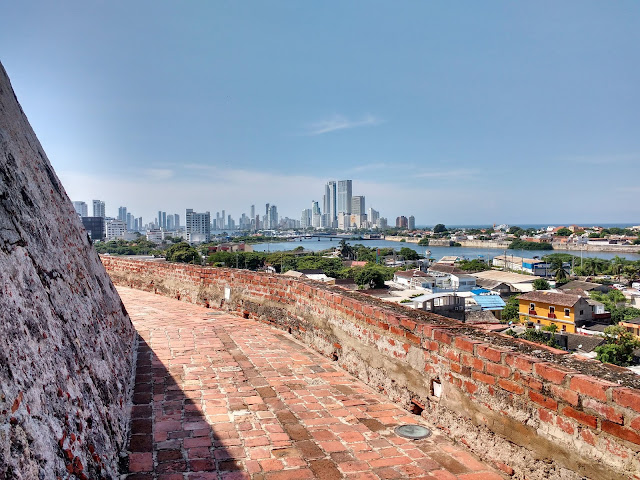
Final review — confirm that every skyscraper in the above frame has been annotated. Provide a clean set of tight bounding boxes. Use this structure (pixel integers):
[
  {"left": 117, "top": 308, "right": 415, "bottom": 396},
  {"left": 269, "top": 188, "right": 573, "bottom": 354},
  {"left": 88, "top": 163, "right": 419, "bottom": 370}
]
[
  {"left": 324, "top": 181, "right": 337, "bottom": 227},
  {"left": 337, "top": 180, "right": 352, "bottom": 215},
  {"left": 368, "top": 207, "right": 379, "bottom": 227},
  {"left": 118, "top": 207, "right": 127, "bottom": 222},
  {"left": 301, "top": 209, "right": 312, "bottom": 229},
  {"left": 311, "top": 201, "right": 321, "bottom": 228},
  {"left": 186, "top": 209, "right": 211, "bottom": 243},
  {"left": 351, "top": 196, "right": 365, "bottom": 216},
  {"left": 72, "top": 201, "right": 88, "bottom": 217},
  {"left": 92, "top": 200, "right": 105, "bottom": 218},
  {"left": 269, "top": 205, "right": 278, "bottom": 229},
  {"left": 408, "top": 215, "right": 415, "bottom": 230}
]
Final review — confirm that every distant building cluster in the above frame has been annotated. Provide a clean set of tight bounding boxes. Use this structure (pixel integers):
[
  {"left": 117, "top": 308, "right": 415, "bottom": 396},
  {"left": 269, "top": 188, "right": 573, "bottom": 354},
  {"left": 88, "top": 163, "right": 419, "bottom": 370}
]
[
  {"left": 71, "top": 178, "right": 421, "bottom": 244},
  {"left": 301, "top": 179, "right": 398, "bottom": 231}
]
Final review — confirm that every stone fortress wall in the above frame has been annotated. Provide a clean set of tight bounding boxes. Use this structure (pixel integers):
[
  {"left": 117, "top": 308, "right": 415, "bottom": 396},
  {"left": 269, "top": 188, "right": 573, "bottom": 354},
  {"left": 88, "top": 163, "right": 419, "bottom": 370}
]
[
  {"left": 103, "top": 256, "right": 640, "bottom": 480},
  {"left": 0, "top": 63, "right": 136, "bottom": 479}
]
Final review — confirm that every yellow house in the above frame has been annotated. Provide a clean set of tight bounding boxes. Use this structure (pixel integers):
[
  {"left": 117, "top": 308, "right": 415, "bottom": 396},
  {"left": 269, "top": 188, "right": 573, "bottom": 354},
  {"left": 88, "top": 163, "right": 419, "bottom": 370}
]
[
  {"left": 620, "top": 318, "right": 640, "bottom": 340},
  {"left": 517, "top": 291, "right": 592, "bottom": 333}
]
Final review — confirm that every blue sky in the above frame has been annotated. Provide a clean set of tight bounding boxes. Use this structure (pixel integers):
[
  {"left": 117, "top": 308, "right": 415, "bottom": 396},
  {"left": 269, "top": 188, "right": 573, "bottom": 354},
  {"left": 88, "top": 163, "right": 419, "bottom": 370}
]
[{"left": 1, "top": 1, "right": 639, "bottom": 226}]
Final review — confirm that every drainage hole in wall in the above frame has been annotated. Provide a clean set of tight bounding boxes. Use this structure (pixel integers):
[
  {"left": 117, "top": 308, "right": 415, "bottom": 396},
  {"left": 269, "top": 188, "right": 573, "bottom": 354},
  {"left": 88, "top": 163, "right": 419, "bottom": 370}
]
[
  {"left": 431, "top": 378, "right": 442, "bottom": 398},
  {"left": 288, "top": 327, "right": 292, "bottom": 334},
  {"left": 410, "top": 400, "right": 424, "bottom": 416},
  {"left": 331, "top": 353, "right": 339, "bottom": 361}
]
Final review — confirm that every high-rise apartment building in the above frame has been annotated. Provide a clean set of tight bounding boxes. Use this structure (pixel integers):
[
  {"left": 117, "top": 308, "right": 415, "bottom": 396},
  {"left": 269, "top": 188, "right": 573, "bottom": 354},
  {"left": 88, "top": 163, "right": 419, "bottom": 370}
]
[
  {"left": 105, "top": 219, "right": 127, "bottom": 240},
  {"left": 323, "top": 181, "right": 337, "bottom": 227},
  {"left": 396, "top": 216, "right": 408, "bottom": 229},
  {"left": 351, "top": 196, "right": 365, "bottom": 216},
  {"left": 92, "top": 200, "right": 105, "bottom": 218},
  {"left": 186, "top": 209, "right": 211, "bottom": 243},
  {"left": 337, "top": 180, "right": 352, "bottom": 215},
  {"left": 81, "top": 217, "right": 105, "bottom": 241},
  {"left": 408, "top": 215, "right": 415, "bottom": 230},
  {"left": 118, "top": 207, "right": 127, "bottom": 223},
  {"left": 311, "top": 201, "right": 321, "bottom": 229},
  {"left": 72, "top": 201, "right": 88, "bottom": 217},
  {"left": 368, "top": 208, "right": 379, "bottom": 227},
  {"left": 301, "top": 209, "right": 312, "bottom": 229},
  {"left": 269, "top": 205, "right": 278, "bottom": 229}
]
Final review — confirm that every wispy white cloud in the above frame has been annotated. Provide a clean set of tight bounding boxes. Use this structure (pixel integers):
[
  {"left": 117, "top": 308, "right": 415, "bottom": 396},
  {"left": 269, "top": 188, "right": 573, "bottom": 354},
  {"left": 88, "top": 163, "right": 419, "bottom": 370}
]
[
  {"left": 144, "top": 168, "right": 174, "bottom": 180},
  {"left": 345, "top": 162, "right": 397, "bottom": 173},
  {"left": 414, "top": 168, "right": 479, "bottom": 179},
  {"left": 304, "top": 114, "right": 382, "bottom": 136},
  {"left": 560, "top": 153, "right": 639, "bottom": 165}
]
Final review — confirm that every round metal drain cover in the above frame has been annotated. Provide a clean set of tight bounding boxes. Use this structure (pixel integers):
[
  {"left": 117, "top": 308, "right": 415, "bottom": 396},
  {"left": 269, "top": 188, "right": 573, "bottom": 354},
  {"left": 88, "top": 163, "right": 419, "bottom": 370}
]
[{"left": 394, "top": 424, "right": 432, "bottom": 440}]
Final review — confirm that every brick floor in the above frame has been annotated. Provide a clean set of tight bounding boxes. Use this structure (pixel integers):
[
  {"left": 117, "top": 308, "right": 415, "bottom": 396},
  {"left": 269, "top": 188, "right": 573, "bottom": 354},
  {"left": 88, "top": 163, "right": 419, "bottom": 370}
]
[{"left": 120, "top": 286, "right": 505, "bottom": 480}]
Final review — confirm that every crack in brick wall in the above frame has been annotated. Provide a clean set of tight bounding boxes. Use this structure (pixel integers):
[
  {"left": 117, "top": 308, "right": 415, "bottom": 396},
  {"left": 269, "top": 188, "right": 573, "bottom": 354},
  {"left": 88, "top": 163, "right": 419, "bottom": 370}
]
[{"left": 103, "top": 257, "right": 640, "bottom": 480}]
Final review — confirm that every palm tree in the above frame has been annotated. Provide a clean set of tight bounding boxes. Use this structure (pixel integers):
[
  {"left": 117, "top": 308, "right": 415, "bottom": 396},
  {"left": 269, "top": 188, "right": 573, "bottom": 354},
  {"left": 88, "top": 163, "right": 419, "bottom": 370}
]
[
  {"left": 611, "top": 256, "right": 626, "bottom": 281},
  {"left": 338, "top": 239, "right": 355, "bottom": 260}
]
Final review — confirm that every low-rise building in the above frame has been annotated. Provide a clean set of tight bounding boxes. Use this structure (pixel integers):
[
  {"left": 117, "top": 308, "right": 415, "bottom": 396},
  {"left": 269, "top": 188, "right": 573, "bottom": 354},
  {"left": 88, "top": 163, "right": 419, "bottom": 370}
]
[
  {"left": 105, "top": 219, "right": 126, "bottom": 240},
  {"left": 493, "top": 255, "right": 552, "bottom": 276},
  {"left": 410, "top": 292, "right": 465, "bottom": 321},
  {"left": 620, "top": 318, "right": 640, "bottom": 339},
  {"left": 518, "top": 291, "right": 593, "bottom": 333}
]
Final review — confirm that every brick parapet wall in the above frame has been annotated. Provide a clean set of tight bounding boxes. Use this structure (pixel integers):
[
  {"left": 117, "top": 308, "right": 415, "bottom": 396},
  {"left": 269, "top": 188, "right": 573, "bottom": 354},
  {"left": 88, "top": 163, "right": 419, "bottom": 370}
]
[{"left": 102, "top": 257, "right": 640, "bottom": 480}]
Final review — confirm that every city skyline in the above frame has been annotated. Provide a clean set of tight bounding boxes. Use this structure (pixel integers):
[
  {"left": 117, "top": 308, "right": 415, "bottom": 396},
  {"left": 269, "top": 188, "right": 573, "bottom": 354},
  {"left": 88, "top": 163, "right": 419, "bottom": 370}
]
[{"left": 1, "top": 2, "right": 639, "bottom": 224}]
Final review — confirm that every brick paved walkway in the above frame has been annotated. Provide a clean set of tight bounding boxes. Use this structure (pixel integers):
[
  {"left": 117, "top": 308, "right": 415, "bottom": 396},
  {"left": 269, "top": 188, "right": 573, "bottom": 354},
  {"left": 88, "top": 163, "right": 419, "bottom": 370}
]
[{"left": 120, "top": 286, "right": 505, "bottom": 480}]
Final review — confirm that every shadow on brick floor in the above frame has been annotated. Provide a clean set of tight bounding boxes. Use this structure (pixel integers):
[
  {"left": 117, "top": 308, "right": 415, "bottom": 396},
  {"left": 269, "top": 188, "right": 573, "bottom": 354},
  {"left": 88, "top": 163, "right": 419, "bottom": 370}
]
[{"left": 124, "top": 337, "right": 234, "bottom": 479}]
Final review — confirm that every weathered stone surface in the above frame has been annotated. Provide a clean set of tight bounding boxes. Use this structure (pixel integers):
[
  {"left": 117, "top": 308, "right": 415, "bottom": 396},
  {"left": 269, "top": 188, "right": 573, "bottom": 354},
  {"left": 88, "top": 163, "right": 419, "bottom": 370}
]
[{"left": 0, "top": 62, "right": 136, "bottom": 479}]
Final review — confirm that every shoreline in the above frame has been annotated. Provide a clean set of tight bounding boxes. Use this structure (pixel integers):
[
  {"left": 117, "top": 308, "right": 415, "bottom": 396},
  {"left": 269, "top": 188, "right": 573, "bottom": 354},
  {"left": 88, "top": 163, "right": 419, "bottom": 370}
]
[{"left": 383, "top": 236, "right": 640, "bottom": 254}]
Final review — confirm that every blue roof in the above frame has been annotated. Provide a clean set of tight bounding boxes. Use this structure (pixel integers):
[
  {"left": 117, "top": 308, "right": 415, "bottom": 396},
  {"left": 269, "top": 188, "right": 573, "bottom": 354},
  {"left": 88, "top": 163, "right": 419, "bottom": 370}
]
[
  {"left": 472, "top": 295, "right": 506, "bottom": 310},
  {"left": 471, "top": 288, "right": 490, "bottom": 295}
]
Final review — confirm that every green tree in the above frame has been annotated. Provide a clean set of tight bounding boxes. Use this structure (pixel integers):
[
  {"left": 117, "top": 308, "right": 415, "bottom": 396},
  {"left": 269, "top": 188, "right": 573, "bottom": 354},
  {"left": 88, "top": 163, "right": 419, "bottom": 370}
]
[
  {"left": 533, "top": 278, "right": 550, "bottom": 290},
  {"left": 458, "top": 259, "right": 490, "bottom": 272},
  {"left": 338, "top": 239, "right": 355, "bottom": 260},
  {"left": 509, "top": 239, "right": 553, "bottom": 250},
  {"left": 433, "top": 224, "right": 447, "bottom": 234},
  {"left": 555, "top": 228, "right": 572, "bottom": 236},
  {"left": 502, "top": 295, "right": 520, "bottom": 322},
  {"left": 418, "top": 237, "right": 430, "bottom": 246},
  {"left": 399, "top": 247, "right": 420, "bottom": 261},
  {"left": 165, "top": 242, "right": 200, "bottom": 264},
  {"left": 595, "top": 325, "right": 640, "bottom": 366},
  {"left": 354, "top": 265, "right": 388, "bottom": 289}
]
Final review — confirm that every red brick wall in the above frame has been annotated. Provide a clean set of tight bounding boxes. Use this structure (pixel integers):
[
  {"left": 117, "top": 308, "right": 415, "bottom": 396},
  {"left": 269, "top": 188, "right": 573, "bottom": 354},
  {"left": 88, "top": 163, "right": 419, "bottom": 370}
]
[{"left": 103, "top": 257, "right": 640, "bottom": 479}]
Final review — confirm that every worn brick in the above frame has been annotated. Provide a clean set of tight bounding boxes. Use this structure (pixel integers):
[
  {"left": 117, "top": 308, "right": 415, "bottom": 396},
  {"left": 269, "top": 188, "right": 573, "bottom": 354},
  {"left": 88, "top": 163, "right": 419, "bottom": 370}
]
[
  {"left": 433, "top": 329, "right": 454, "bottom": 345},
  {"left": 505, "top": 354, "right": 539, "bottom": 373},
  {"left": 613, "top": 388, "right": 640, "bottom": 413},
  {"left": 471, "top": 372, "right": 496, "bottom": 385},
  {"left": 549, "top": 385, "right": 579, "bottom": 406},
  {"left": 454, "top": 337, "right": 479, "bottom": 353},
  {"left": 570, "top": 375, "right": 616, "bottom": 402},
  {"left": 583, "top": 398, "right": 624, "bottom": 424},
  {"left": 477, "top": 345, "right": 504, "bottom": 363},
  {"left": 498, "top": 378, "right": 524, "bottom": 395},
  {"left": 602, "top": 420, "right": 640, "bottom": 446},
  {"left": 529, "top": 391, "right": 558, "bottom": 411},
  {"left": 485, "top": 362, "right": 511, "bottom": 378},
  {"left": 562, "top": 406, "right": 597, "bottom": 429},
  {"left": 534, "top": 363, "right": 570, "bottom": 385}
]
